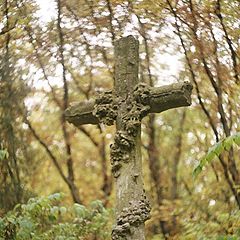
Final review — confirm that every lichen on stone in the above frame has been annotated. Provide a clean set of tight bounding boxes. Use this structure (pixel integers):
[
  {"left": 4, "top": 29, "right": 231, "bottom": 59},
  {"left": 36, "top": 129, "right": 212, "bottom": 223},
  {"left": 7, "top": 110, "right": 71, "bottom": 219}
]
[
  {"left": 123, "top": 103, "right": 149, "bottom": 136},
  {"left": 121, "top": 83, "right": 151, "bottom": 136},
  {"left": 111, "top": 222, "right": 130, "bottom": 240},
  {"left": 110, "top": 143, "right": 123, "bottom": 178},
  {"left": 95, "top": 83, "right": 152, "bottom": 179},
  {"left": 110, "top": 131, "right": 134, "bottom": 178},
  {"left": 133, "top": 83, "right": 151, "bottom": 106},
  {"left": 93, "top": 90, "right": 118, "bottom": 126},
  {"left": 127, "top": 36, "right": 138, "bottom": 65},
  {"left": 94, "top": 83, "right": 152, "bottom": 180},
  {"left": 114, "top": 131, "right": 134, "bottom": 150},
  {"left": 112, "top": 192, "right": 151, "bottom": 239}
]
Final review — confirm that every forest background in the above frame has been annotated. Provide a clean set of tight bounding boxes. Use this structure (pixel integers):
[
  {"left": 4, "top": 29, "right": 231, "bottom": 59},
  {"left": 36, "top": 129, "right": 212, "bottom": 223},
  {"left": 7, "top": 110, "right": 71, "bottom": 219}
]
[{"left": 0, "top": 0, "right": 240, "bottom": 239}]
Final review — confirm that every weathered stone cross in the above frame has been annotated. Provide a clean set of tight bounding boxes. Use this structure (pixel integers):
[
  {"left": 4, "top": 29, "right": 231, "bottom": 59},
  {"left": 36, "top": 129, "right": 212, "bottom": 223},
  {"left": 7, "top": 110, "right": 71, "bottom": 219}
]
[{"left": 65, "top": 36, "right": 192, "bottom": 240}]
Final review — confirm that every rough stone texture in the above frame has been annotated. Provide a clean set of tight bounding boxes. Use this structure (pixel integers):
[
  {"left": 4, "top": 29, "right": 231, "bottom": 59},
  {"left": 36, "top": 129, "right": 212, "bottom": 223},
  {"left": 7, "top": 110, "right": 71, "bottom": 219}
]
[
  {"left": 65, "top": 35, "right": 193, "bottom": 240},
  {"left": 92, "top": 90, "right": 118, "bottom": 126},
  {"left": 110, "top": 36, "right": 147, "bottom": 240},
  {"left": 112, "top": 190, "right": 151, "bottom": 240},
  {"left": 149, "top": 81, "right": 193, "bottom": 113},
  {"left": 65, "top": 99, "right": 98, "bottom": 125},
  {"left": 64, "top": 82, "right": 192, "bottom": 127}
]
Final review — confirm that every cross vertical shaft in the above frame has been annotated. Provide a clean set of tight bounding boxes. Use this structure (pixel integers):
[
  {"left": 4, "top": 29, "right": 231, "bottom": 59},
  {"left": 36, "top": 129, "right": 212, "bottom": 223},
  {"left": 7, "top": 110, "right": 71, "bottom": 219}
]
[{"left": 112, "top": 36, "right": 148, "bottom": 239}]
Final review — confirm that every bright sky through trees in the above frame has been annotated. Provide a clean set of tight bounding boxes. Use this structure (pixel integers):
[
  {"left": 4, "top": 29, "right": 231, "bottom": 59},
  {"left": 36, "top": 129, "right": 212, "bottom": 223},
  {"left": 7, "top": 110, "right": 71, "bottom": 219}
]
[
  {"left": 1, "top": 0, "right": 239, "bottom": 239},
  {"left": 34, "top": 0, "right": 182, "bottom": 87},
  {"left": 35, "top": 0, "right": 56, "bottom": 22}
]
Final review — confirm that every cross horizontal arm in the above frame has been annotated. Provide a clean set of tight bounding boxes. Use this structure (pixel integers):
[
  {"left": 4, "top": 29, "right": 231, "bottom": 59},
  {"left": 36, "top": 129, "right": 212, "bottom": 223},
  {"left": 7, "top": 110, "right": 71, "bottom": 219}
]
[
  {"left": 149, "top": 81, "right": 193, "bottom": 113},
  {"left": 65, "top": 99, "right": 98, "bottom": 126},
  {"left": 65, "top": 81, "right": 193, "bottom": 127}
]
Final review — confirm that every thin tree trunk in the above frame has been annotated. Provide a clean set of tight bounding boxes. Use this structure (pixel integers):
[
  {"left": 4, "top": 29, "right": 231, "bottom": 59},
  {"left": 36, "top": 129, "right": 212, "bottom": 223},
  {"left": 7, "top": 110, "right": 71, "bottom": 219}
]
[
  {"left": 170, "top": 110, "right": 186, "bottom": 233},
  {"left": 171, "top": 111, "right": 185, "bottom": 200},
  {"left": 56, "top": 0, "right": 81, "bottom": 203},
  {"left": 98, "top": 125, "right": 112, "bottom": 205},
  {"left": 147, "top": 114, "right": 169, "bottom": 239}
]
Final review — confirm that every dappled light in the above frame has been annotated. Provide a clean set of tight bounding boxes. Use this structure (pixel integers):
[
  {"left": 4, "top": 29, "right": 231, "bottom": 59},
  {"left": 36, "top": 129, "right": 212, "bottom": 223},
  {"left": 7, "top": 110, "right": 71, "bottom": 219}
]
[{"left": 0, "top": 0, "right": 239, "bottom": 239}]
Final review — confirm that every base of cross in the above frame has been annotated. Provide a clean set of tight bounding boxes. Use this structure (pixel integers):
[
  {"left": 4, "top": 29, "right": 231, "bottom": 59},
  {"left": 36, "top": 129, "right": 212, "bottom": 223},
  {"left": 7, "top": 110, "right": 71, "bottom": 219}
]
[{"left": 65, "top": 36, "right": 192, "bottom": 240}]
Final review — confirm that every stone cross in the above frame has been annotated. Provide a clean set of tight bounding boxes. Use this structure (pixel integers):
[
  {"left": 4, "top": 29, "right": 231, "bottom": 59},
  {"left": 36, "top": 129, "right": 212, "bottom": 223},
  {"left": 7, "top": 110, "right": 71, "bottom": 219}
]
[{"left": 65, "top": 36, "right": 192, "bottom": 240}]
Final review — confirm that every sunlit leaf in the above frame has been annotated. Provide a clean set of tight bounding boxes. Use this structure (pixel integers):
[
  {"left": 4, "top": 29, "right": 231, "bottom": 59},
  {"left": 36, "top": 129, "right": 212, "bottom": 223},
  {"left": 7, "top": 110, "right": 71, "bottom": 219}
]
[{"left": 193, "top": 133, "right": 240, "bottom": 178}]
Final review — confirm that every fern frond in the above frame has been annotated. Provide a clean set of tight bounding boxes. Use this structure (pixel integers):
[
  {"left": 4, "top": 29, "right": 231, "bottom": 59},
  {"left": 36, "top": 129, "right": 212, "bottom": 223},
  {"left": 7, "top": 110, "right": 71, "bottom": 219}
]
[{"left": 193, "top": 132, "right": 240, "bottom": 178}]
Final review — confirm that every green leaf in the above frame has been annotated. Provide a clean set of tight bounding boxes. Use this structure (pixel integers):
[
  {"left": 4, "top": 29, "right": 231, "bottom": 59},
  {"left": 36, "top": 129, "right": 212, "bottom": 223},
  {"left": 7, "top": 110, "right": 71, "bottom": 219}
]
[
  {"left": 223, "top": 135, "right": 234, "bottom": 151},
  {"left": 48, "top": 193, "right": 63, "bottom": 201},
  {"left": 48, "top": 214, "right": 57, "bottom": 222},
  {"left": 193, "top": 166, "right": 203, "bottom": 178},
  {"left": 193, "top": 132, "right": 240, "bottom": 178},
  {"left": 59, "top": 206, "right": 67, "bottom": 215},
  {"left": 19, "top": 218, "right": 34, "bottom": 231},
  {"left": 6, "top": 217, "right": 16, "bottom": 224},
  {"left": 233, "top": 133, "right": 240, "bottom": 146},
  {"left": 0, "top": 149, "right": 8, "bottom": 161},
  {"left": 90, "top": 200, "right": 104, "bottom": 212},
  {"left": 74, "top": 204, "right": 88, "bottom": 218},
  {"left": 212, "top": 141, "right": 224, "bottom": 155}
]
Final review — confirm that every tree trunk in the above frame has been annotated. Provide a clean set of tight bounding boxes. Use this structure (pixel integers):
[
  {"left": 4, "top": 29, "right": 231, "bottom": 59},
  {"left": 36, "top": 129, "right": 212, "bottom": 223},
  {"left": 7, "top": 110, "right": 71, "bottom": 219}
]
[{"left": 147, "top": 114, "right": 169, "bottom": 239}]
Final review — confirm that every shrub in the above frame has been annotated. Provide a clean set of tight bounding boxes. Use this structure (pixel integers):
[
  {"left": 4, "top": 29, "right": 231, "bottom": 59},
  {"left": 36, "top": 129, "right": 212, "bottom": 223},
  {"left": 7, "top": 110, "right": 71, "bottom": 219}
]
[{"left": 0, "top": 193, "right": 111, "bottom": 240}]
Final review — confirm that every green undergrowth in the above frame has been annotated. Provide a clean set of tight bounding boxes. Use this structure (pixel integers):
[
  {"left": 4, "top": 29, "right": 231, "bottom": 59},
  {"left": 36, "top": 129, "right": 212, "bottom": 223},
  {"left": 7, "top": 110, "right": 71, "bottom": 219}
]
[{"left": 0, "top": 193, "right": 111, "bottom": 240}]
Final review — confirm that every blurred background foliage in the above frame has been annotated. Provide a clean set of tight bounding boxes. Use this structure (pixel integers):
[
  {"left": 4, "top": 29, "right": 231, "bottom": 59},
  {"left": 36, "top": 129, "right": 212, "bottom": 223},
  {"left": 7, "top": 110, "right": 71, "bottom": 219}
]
[{"left": 0, "top": 0, "right": 239, "bottom": 239}]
